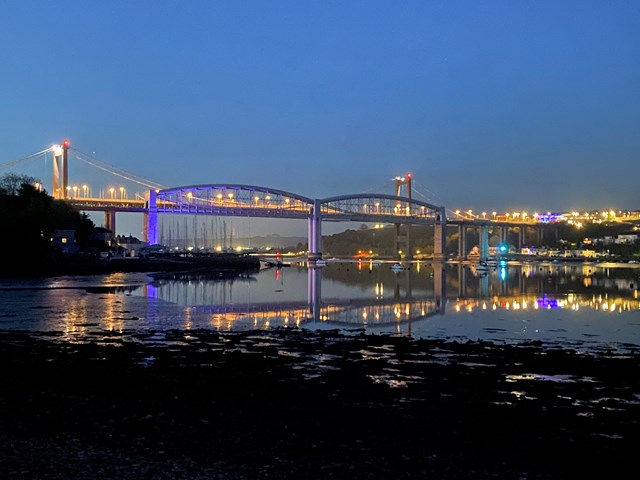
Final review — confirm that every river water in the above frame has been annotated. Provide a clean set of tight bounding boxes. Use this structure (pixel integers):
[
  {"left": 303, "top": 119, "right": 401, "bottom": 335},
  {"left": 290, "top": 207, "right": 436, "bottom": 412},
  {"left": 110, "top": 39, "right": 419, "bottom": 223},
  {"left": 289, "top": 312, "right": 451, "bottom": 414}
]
[{"left": 1, "top": 260, "right": 639, "bottom": 353}]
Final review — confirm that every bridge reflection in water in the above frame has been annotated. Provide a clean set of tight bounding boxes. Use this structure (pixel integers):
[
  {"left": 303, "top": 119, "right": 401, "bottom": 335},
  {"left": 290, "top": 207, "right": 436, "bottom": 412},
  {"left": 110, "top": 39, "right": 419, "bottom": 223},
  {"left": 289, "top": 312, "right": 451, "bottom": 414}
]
[
  {"left": 137, "top": 261, "right": 640, "bottom": 335},
  {"left": 140, "top": 264, "right": 447, "bottom": 334}
]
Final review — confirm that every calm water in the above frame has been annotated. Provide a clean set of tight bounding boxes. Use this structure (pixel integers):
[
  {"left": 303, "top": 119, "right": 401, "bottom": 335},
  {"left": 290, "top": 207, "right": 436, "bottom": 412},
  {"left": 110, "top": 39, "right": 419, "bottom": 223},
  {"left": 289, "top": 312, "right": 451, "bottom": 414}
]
[{"left": 1, "top": 260, "right": 639, "bottom": 352}]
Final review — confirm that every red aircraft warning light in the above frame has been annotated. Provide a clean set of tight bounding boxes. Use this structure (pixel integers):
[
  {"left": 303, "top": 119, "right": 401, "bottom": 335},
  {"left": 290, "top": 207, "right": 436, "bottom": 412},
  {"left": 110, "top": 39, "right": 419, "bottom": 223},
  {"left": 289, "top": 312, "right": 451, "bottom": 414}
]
[{"left": 62, "top": 139, "right": 70, "bottom": 148}]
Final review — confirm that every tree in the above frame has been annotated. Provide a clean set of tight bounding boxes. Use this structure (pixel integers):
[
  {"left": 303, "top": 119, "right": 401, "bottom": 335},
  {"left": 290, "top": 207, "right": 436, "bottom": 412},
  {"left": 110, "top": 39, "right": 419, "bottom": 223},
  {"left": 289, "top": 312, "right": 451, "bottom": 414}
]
[
  {"left": 0, "top": 175, "right": 96, "bottom": 275},
  {"left": 0, "top": 173, "right": 39, "bottom": 196}
]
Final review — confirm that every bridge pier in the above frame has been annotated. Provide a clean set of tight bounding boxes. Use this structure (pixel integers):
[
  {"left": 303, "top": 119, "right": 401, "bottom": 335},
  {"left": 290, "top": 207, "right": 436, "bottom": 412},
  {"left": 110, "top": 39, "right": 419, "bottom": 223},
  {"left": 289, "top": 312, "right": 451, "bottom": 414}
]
[
  {"left": 104, "top": 210, "right": 116, "bottom": 235},
  {"left": 500, "top": 226, "right": 508, "bottom": 248},
  {"left": 144, "top": 189, "right": 158, "bottom": 244},
  {"left": 307, "top": 199, "right": 323, "bottom": 262},
  {"left": 479, "top": 224, "right": 489, "bottom": 261},
  {"left": 458, "top": 225, "right": 467, "bottom": 260},
  {"left": 394, "top": 223, "right": 412, "bottom": 260},
  {"left": 432, "top": 208, "right": 446, "bottom": 260},
  {"left": 518, "top": 226, "right": 526, "bottom": 250}
]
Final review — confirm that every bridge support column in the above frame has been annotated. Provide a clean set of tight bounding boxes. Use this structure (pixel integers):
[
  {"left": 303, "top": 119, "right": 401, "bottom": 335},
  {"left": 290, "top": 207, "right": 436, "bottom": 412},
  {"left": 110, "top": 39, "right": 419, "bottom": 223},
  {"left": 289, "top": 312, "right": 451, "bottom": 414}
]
[
  {"left": 500, "top": 226, "right": 508, "bottom": 247},
  {"left": 518, "top": 226, "right": 526, "bottom": 250},
  {"left": 479, "top": 224, "right": 489, "bottom": 261},
  {"left": 308, "top": 199, "right": 322, "bottom": 262},
  {"left": 433, "top": 208, "right": 446, "bottom": 260},
  {"left": 52, "top": 150, "right": 62, "bottom": 199},
  {"left": 394, "top": 223, "right": 412, "bottom": 260},
  {"left": 105, "top": 210, "right": 116, "bottom": 235},
  {"left": 458, "top": 225, "right": 467, "bottom": 260},
  {"left": 144, "top": 189, "right": 158, "bottom": 245},
  {"left": 536, "top": 226, "right": 543, "bottom": 245}
]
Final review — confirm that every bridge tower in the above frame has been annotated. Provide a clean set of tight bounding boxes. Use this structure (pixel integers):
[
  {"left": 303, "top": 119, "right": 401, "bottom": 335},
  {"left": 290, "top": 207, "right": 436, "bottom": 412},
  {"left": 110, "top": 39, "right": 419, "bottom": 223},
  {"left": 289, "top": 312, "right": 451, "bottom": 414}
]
[
  {"left": 394, "top": 173, "right": 412, "bottom": 260},
  {"left": 51, "top": 139, "right": 70, "bottom": 199}
]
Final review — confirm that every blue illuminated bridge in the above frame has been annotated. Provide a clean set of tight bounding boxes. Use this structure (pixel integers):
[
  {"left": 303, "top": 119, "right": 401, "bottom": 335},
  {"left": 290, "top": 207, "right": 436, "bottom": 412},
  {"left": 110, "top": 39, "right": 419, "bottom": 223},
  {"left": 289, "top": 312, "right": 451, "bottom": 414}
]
[
  {"left": 3, "top": 142, "right": 549, "bottom": 262},
  {"left": 72, "top": 183, "right": 546, "bottom": 263},
  {"left": 142, "top": 184, "right": 447, "bottom": 262}
]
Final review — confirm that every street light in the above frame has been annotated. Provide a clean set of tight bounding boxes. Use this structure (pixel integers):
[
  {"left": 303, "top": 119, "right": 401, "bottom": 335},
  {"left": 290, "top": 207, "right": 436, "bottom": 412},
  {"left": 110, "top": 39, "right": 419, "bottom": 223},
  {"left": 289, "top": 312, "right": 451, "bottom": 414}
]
[
  {"left": 72, "top": 185, "right": 78, "bottom": 198},
  {"left": 120, "top": 187, "right": 125, "bottom": 199},
  {"left": 109, "top": 187, "right": 115, "bottom": 199},
  {"left": 82, "top": 185, "right": 88, "bottom": 198}
]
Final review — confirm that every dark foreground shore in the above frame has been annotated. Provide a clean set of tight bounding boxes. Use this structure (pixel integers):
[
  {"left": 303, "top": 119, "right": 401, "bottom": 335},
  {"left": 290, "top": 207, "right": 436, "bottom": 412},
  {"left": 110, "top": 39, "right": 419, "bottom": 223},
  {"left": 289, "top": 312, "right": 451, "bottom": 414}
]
[{"left": 1, "top": 329, "right": 639, "bottom": 479}]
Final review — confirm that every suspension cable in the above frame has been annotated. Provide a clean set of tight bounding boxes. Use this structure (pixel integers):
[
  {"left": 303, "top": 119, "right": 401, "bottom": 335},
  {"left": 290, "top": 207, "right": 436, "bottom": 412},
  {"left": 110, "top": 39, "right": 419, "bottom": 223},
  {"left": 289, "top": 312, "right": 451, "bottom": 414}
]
[
  {"left": 70, "top": 147, "right": 165, "bottom": 190},
  {"left": 0, "top": 147, "right": 53, "bottom": 171}
]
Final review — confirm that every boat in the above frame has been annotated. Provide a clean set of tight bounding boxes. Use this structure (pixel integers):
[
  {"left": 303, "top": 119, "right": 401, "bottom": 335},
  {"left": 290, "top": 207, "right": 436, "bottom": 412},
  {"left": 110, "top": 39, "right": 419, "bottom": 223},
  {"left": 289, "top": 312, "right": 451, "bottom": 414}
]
[
  {"left": 391, "top": 263, "right": 406, "bottom": 272},
  {"left": 313, "top": 259, "right": 327, "bottom": 267},
  {"left": 474, "top": 261, "right": 490, "bottom": 271}
]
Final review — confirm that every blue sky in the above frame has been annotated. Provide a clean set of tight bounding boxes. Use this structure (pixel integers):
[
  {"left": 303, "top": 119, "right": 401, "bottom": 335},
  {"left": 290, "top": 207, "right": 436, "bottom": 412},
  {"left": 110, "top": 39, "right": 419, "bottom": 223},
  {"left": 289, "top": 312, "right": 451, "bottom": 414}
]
[{"left": 1, "top": 1, "right": 639, "bottom": 235}]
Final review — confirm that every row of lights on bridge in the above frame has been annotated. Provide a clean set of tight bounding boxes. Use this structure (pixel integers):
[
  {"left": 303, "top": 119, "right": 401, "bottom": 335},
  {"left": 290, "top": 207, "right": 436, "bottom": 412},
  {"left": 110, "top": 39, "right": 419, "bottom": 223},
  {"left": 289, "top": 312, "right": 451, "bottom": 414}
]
[
  {"left": 453, "top": 210, "right": 547, "bottom": 221},
  {"left": 44, "top": 183, "right": 129, "bottom": 200}
]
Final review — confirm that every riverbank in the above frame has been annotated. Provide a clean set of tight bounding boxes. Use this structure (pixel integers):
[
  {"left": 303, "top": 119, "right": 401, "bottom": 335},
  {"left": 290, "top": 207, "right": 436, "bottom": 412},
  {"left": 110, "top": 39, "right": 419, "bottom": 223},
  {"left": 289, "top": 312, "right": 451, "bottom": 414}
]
[
  {"left": 1, "top": 328, "right": 638, "bottom": 479},
  {"left": 1, "top": 252, "right": 261, "bottom": 278}
]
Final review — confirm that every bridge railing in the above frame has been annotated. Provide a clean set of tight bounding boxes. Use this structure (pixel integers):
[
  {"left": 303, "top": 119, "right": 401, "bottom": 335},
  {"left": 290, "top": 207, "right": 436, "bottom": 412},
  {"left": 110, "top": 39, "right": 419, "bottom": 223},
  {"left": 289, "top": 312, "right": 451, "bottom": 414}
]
[
  {"left": 155, "top": 184, "right": 314, "bottom": 218},
  {"left": 319, "top": 194, "right": 444, "bottom": 224}
]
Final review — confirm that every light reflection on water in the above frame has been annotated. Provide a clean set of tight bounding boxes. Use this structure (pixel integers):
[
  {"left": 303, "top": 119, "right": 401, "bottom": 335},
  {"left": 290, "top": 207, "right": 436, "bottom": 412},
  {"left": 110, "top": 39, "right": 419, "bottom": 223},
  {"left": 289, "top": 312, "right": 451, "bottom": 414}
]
[{"left": 0, "top": 262, "right": 639, "bottom": 351}]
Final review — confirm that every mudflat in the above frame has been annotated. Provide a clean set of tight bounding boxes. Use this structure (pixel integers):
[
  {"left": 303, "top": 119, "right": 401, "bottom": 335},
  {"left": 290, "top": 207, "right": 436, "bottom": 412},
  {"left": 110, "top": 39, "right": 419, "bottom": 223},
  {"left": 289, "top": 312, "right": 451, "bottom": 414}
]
[{"left": 1, "top": 329, "right": 638, "bottom": 479}]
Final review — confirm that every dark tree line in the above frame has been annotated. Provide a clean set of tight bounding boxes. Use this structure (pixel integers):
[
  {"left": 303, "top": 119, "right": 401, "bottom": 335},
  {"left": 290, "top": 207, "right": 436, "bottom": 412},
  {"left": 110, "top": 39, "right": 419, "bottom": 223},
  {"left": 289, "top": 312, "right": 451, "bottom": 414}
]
[{"left": 0, "top": 173, "right": 95, "bottom": 273}]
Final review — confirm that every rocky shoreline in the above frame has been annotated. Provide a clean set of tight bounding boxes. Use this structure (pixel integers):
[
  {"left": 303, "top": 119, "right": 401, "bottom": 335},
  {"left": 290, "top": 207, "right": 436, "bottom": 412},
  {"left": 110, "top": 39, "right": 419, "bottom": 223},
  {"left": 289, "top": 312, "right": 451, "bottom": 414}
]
[{"left": 1, "top": 328, "right": 639, "bottom": 479}]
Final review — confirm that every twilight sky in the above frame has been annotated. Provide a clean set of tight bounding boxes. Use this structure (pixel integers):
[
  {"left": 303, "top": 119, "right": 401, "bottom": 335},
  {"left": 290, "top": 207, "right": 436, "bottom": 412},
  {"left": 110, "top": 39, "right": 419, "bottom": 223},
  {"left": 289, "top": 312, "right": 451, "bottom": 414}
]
[{"left": 2, "top": 1, "right": 639, "bottom": 235}]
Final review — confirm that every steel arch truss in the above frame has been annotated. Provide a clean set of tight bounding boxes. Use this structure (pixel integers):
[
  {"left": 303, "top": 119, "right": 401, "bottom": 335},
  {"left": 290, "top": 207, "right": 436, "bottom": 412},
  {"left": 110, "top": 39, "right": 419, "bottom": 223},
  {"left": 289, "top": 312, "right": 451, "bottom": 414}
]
[
  {"left": 156, "top": 184, "right": 314, "bottom": 219},
  {"left": 319, "top": 194, "right": 445, "bottom": 224}
]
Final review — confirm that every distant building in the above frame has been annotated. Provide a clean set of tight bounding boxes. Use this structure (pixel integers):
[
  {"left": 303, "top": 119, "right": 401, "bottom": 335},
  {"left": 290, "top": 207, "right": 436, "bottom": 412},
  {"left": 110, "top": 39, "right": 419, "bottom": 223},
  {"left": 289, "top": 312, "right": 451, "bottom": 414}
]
[
  {"left": 52, "top": 229, "right": 78, "bottom": 254},
  {"left": 88, "top": 227, "right": 113, "bottom": 247},
  {"left": 615, "top": 233, "right": 639, "bottom": 244},
  {"left": 115, "top": 234, "right": 144, "bottom": 256}
]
